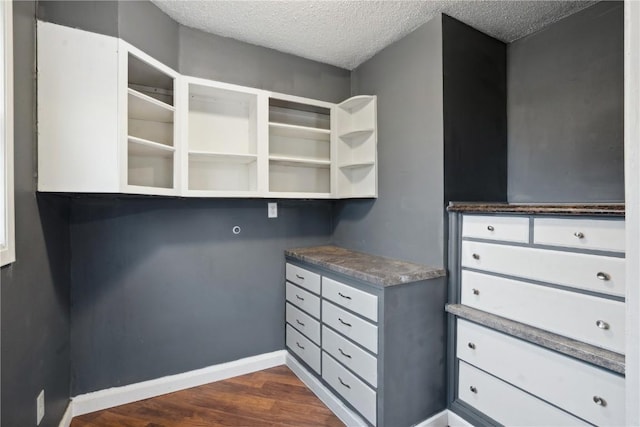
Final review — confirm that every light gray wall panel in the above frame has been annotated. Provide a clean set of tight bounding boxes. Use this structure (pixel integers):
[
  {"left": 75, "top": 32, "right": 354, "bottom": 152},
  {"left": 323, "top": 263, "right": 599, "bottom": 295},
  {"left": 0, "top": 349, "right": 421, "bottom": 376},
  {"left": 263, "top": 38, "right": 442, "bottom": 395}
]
[
  {"left": 507, "top": 1, "right": 624, "bottom": 203},
  {"left": 1, "top": 2, "right": 71, "bottom": 425},
  {"left": 332, "top": 17, "right": 445, "bottom": 266}
]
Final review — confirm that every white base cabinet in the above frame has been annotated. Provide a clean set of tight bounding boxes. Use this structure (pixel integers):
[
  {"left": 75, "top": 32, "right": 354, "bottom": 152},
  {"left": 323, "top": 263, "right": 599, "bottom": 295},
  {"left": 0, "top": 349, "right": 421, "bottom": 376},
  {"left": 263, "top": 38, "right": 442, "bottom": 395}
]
[{"left": 37, "top": 22, "right": 377, "bottom": 199}]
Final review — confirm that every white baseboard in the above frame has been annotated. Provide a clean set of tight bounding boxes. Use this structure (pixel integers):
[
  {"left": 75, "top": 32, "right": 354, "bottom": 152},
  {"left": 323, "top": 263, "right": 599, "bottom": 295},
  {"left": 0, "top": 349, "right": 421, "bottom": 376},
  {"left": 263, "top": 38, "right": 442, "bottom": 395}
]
[
  {"left": 70, "top": 350, "right": 287, "bottom": 417},
  {"left": 57, "top": 401, "right": 73, "bottom": 427},
  {"left": 446, "top": 410, "right": 475, "bottom": 427},
  {"left": 414, "top": 409, "right": 449, "bottom": 427},
  {"left": 286, "top": 353, "right": 368, "bottom": 426}
]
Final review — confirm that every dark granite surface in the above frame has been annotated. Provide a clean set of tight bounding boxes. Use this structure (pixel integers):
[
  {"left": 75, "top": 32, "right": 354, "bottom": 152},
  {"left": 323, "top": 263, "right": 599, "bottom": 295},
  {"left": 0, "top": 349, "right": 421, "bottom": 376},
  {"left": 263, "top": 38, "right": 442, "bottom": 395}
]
[
  {"left": 447, "top": 304, "right": 625, "bottom": 374},
  {"left": 285, "top": 245, "right": 446, "bottom": 287},
  {"left": 447, "top": 202, "right": 625, "bottom": 216}
]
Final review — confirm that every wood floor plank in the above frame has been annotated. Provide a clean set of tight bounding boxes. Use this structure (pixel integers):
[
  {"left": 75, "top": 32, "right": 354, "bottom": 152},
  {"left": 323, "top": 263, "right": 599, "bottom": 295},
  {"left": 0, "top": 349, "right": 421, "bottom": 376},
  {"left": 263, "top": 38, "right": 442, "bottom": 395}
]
[{"left": 70, "top": 366, "right": 344, "bottom": 427}]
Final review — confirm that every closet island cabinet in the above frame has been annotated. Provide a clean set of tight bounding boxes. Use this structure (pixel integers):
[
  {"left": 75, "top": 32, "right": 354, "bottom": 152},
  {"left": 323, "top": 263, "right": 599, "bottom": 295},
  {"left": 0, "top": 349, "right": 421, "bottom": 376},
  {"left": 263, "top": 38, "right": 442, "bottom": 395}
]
[{"left": 37, "top": 22, "right": 377, "bottom": 199}]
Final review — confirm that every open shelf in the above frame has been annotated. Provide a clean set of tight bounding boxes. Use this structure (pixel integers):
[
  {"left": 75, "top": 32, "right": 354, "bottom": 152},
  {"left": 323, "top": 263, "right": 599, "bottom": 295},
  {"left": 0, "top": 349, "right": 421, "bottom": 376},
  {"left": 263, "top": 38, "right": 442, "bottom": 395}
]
[
  {"left": 128, "top": 88, "right": 175, "bottom": 123},
  {"left": 339, "top": 161, "right": 375, "bottom": 169},
  {"left": 339, "top": 128, "right": 375, "bottom": 142},
  {"left": 128, "top": 136, "right": 175, "bottom": 157},
  {"left": 188, "top": 153, "right": 257, "bottom": 193},
  {"left": 338, "top": 95, "right": 374, "bottom": 113},
  {"left": 269, "top": 162, "right": 330, "bottom": 194},
  {"left": 269, "top": 122, "right": 331, "bottom": 141},
  {"left": 189, "top": 151, "right": 257, "bottom": 164},
  {"left": 269, "top": 98, "right": 330, "bottom": 129}
]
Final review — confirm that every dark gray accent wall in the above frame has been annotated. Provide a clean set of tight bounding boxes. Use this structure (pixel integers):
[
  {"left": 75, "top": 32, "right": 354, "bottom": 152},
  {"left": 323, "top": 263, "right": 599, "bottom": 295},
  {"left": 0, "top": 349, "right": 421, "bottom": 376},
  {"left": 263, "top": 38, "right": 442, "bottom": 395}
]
[
  {"left": 507, "top": 1, "right": 624, "bottom": 203},
  {"left": 37, "top": 1, "right": 118, "bottom": 37},
  {"left": 179, "top": 26, "right": 350, "bottom": 103},
  {"left": 442, "top": 16, "right": 507, "bottom": 203},
  {"left": 70, "top": 199, "right": 332, "bottom": 394},
  {"left": 1, "top": 2, "right": 71, "bottom": 426},
  {"left": 333, "top": 17, "right": 445, "bottom": 266}
]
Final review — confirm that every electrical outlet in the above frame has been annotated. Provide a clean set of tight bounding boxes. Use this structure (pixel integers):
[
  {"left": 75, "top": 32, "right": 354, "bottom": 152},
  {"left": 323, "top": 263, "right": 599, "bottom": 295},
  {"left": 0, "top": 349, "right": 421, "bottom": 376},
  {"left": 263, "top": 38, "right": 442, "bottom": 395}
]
[
  {"left": 268, "top": 202, "right": 278, "bottom": 218},
  {"left": 36, "top": 389, "right": 45, "bottom": 425}
]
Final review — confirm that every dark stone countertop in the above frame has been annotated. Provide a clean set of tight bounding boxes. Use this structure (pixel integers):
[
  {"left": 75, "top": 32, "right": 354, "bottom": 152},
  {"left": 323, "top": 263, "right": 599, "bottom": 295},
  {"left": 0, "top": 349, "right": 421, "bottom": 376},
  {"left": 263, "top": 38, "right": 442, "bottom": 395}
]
[
  {"left": 446, "top": 304, "right": 624, "bottom": 374},
  {"left": 447, "top": 202, "right": 624, "bottom": 216},
  {"left": 285, "top": 245, "right": 446, "bottom": 287}
]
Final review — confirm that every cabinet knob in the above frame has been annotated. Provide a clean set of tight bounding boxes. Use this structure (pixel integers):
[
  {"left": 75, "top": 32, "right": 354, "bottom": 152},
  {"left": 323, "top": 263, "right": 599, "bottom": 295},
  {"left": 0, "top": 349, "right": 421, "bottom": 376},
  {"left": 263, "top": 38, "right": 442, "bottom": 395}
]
[
  {"left": 487, "top": 225, "right": 495, "bottom": 231},
  {"left": 574, "top": 231, "right": 585, "bottom": 239},
  {"left": 472, "top": 253, "right": 480, "bottom": 260},
  {"left": 296, "top": 342, "right": 305, "bottom": 350},
  {"left": 596, "top": 320, "right": 610, "bottom": 330},
  {"left": 468, "top": 342, "right": 476, "bottom": 349},
  {"left": 338, "top": 292, "right": 352, "bottom": 300},
  {"left": 596, "top": 272, "right": 611, "bottom": 281},
  {"left": 469, "top": 386, "right": 477, "bottom": 393},
  {"left": 472, "top": 288, "right": 480, "bottom": 295},
  {"left": 593, "top": 396, "right": 607, "bottom": 407}
]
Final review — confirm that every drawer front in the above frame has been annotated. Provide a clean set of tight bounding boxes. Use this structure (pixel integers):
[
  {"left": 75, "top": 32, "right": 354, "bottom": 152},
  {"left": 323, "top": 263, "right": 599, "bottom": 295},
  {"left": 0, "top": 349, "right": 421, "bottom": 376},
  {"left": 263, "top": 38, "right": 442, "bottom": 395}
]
[
  {"left": 461, "top": 270, "right": 625, "bottom": 353},
  {"left": 286, "top": 282, "right": 320, "bottom": 318},
  {"left": 323, "top": 301, "right": 378, "bottom": 354},
  {"left": 322, "top": 351, "right": 377, "bottom": 425},
  {"left": 534, "top": 218, "right": 625, "bottom": 253},
  {"left": 461, "top": 241, "right": 626, "bottom": 297},
  {"left": 323, "top": 326, "right": 378, "bottom": 387},
  {"left": 457, "top": 320, "right": 625, "bottom": 426},
  {"left": 286, "top": 263, "right": 321, "bottom": 294},
  {"left": 462, "top": 215, "right": 530, "bottom": 243},
  {"left": 458, "top": 361, "right": 588, "bottom": 426},
  {"left": 322, "top": 277, "right": 378, "bottom": 322},
  {"left": 286, "top": 324, "right": 321, "bottom": 374},
  {"left": 286, "top": 302, "right": 321, "bottom": 345}
]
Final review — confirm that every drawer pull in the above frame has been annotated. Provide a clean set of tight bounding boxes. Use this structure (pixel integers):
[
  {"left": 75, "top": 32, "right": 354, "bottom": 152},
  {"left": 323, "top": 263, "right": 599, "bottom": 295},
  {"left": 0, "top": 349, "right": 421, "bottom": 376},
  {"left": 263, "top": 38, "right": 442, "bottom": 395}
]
[
  {"left": 296, "top": 342, "right": 305, "bottom": 350},
  {"left": 596, "top": 272, "right": 611, "bottom": 281},
  {"left": 472, "top": 288, "right": 480, "bottom": 295},
  {"left": 338, "top": 318, "right": 352, "bottom": 327},
  {"left": 593, "top": 396, "right": 607, "bottom": 407},
  {"left": 472, "top": 253, "right": 480, "bottom": 260},
  {"left": 468, "top": 342, "right": 476, "bottom": 349},
  {"left": 295, "top": 294, "right": 305, "bottom": 301},
  {"left": 338, "top": 292, "right": 352, "bottom": 300},
  {"left": 574, "top": 231, "right": 585, "bottom": 239},
  {"left": 487, "top": 225, "right": 495, "bottom": 231},
  {"left": 338, "top": 348, "right": 352, "bottom": 359},
  {"left": 338, "top": 377, "right": 351, "bottom": 389},
  {"left": 596, "top": 320, "right": 610, "bottom": 330},
  {"left": 296, "top": 274, "right": 305, "bottom": 280},
  {"left": 469, "top": 386, "right": 477, "bottom": 393},
  {"left": 296, "top": 319, "right": 305, "bottom": 327}
]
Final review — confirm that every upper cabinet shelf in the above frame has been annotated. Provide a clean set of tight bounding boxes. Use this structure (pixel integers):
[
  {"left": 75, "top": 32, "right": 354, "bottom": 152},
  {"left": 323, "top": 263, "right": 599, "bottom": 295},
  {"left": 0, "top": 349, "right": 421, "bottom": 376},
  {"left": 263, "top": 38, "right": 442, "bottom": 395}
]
[{"left": 37, "top": 22, "right": 377, "bottom": 199}]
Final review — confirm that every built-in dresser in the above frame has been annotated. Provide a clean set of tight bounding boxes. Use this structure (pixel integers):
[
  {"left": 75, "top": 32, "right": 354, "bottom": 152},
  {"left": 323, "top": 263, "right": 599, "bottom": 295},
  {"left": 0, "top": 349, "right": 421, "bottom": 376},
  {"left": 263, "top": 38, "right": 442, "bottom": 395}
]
[
  {"left": 284, "top": 246, "right": 446, "bottom": 427},
  {"left": 446, "top": 203, "right": 626, "bottom": 426}
]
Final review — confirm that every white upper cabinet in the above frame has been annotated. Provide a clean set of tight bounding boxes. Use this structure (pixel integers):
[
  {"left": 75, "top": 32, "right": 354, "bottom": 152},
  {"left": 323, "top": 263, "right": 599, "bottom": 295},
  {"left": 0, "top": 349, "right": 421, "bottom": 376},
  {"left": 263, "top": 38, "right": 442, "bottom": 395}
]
[{"left": 37, "top": 22, "right": 377, "bottom": 199}]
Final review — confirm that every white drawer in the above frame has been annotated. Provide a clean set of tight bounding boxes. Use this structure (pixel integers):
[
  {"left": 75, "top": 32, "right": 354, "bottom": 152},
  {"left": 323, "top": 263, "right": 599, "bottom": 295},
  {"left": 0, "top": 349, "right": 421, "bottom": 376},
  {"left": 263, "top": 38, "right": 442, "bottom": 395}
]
[
  {"left": 462, "top": 215, "right": 529, "bottom": 243},
  {"left": 286, "top": 302, "right": 321, "bottom": 345},
  {"left": 286, "top": 324, "right": 321, "bottom": 374},
  {"left": 286, "top": 263, "right": 321, "bottom": 294},
  {"left": 458, "top": 361, "right": 588, "bottom": 426},
  {"left": 322, "top": 351, "right": 377, "bottom": 425},
  {"left": 457, "top": 320, "right": 625, "bottom": 426},
  {"left": 286, "top": 282, "right": 320, "bottom": 318},
  {"left": 461, "top": 270, "right": 625, "bottom": 353},
  {"left": 323, "top": 326, "right": 378, "bottom": 387},
  {"left": 322, "top": 277, "right": 378, "bottom": 322},
  {"left": 461, "top": 241, "right": 626, "bottom": 297},
  {"left": 323, "top": 301, "right": 378, "bottom": 354},
  {"left": 534, "top": 218, "right": 625, "bottom": 253}
]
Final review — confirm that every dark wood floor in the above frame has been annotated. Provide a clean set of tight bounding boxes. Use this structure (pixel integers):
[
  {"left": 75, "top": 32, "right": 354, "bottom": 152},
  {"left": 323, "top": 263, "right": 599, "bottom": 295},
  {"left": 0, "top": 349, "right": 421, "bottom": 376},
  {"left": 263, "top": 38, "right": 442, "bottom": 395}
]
[{"left": 70, "top": 366, "right": 344, "bottom": 427}]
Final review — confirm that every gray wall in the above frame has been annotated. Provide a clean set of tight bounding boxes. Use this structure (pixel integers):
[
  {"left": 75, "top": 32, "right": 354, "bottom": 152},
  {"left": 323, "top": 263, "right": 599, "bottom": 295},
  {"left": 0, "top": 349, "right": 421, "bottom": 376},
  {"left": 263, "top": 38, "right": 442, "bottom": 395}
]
[
  {"left": 332, "top": 17, "right": 445, "bottom": 267},
  {"left": 1, "top": 2, "right": 71, "bottom": 426},
  {"left": 63, "top": 1, "right": 348, "bottom": 395},
  {"left": 507, "top": 1, "right": 624, "bottom": 203}
]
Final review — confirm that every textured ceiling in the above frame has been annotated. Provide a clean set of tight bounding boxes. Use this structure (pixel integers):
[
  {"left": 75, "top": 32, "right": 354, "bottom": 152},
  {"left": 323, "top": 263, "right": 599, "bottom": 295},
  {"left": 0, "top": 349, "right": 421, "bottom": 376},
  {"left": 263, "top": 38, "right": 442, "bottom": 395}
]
[{"left": 152, "top": 0, "right": 596, "bottom": 70}]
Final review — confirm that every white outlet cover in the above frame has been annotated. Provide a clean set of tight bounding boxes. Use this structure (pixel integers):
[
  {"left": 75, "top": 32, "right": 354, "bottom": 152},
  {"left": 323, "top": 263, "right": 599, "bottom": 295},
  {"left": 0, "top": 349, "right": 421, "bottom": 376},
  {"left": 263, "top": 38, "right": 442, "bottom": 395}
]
[
  {"left": 268, "top": 202, "right": 278, "bottom": 218},
  {"left": 36, "top": 389, "right": 45, "bottom": 425}
]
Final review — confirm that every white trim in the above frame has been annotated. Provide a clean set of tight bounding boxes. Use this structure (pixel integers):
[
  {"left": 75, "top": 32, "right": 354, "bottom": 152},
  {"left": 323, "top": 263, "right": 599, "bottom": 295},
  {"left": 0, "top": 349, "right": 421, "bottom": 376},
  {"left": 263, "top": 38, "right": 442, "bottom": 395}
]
[
  {"left": 285, "top": 352, "right": 368, "bottom": 427},
  {"left": 0, "top": 0, "right": 14, "bottom": 267},
  {"left": 71, "top": 350, "right": 286, "bottom": 416},
  {"left": 446, "top": 410, "right": 475, "bottom": 427},
  {"left": 625, "top": 1, "right": 640, "bottom": 425},
  {"left": 413, "top": 410, "right": 449, "bottom": 427},
  {"left": 57, "top": 402, "right": 73, "bottom": 427}
]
